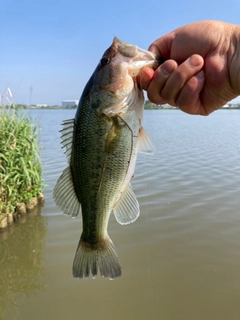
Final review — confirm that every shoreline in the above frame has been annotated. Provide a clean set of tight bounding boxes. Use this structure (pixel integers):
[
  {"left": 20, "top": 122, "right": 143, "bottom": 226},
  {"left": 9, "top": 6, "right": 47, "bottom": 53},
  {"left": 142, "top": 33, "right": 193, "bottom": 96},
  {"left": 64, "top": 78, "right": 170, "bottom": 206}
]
[
  {"left": 1, "top": 104, "right": 240, "bottom": 111},
  {"left": 0, "top": 193, "right": 44, "bottom": 230}
]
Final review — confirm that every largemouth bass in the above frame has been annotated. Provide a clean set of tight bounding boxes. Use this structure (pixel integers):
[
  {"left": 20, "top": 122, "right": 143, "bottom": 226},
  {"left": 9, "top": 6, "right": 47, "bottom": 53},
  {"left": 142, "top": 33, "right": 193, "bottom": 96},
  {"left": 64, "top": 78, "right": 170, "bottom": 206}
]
[{"left": 53, "top": 37, "right": 160, "bottom": 279}]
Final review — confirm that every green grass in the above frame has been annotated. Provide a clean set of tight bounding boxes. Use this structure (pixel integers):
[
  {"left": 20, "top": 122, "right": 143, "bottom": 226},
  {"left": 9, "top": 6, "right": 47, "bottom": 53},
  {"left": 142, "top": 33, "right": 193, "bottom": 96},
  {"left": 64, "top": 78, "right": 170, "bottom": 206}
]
[{"left": 0, "top": 107, "right": 43, "bottom": 216}]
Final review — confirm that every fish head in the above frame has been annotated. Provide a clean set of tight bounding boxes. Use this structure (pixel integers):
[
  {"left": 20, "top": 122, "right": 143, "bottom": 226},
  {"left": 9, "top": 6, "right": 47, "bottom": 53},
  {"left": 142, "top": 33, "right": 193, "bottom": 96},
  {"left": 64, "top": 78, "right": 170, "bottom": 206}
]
[{"left": 90, "top": 37, "right": 160, "bottom": 116}]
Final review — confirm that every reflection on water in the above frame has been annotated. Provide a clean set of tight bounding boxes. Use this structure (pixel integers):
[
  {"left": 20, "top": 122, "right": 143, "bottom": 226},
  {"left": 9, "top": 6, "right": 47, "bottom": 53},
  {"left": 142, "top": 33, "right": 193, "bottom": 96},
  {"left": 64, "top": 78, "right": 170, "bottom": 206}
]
[
  {"left": 1, "top": 109, "right": 240, "bottom": 320},
  {"left": 0, "top": 206, "right": 47, "bottom": 320}
]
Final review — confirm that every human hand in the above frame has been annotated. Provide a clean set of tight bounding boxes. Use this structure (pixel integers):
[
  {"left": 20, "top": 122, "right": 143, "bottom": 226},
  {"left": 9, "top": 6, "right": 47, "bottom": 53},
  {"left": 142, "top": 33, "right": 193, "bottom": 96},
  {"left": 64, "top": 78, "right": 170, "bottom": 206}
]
[{"left": 140, "top": 20, "right": 240, "bottom": 115}]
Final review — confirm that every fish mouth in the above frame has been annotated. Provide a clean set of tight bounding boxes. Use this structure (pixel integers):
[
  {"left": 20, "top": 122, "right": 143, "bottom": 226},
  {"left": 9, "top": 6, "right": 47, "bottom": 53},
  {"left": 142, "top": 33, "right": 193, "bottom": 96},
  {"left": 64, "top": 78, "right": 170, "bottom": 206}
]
[{"left": 113, "top": 37, "right": 162, "bottom": 71}]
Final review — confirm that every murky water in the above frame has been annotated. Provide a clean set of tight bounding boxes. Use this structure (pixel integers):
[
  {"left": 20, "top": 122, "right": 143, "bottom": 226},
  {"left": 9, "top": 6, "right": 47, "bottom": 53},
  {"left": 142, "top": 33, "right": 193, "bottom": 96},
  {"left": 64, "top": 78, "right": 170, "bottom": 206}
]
[{"left": 1, "top": 109, "right": 240, "bottom": 320}]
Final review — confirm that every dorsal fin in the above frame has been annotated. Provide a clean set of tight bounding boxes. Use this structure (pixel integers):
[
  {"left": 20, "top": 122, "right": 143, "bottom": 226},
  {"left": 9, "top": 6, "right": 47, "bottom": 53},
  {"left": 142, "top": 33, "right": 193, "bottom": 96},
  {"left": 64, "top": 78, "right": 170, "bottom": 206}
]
[
  {"left": 60, "top": 119, "right": 74, "bottom": 162},
  {"left": 53, "top": 166, "right": 81, "bottom": 218}
]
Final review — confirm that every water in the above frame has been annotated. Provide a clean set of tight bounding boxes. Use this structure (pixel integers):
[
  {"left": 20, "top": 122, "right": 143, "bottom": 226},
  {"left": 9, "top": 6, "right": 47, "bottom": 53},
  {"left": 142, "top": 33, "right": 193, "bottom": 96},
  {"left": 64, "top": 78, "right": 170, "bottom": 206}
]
[{"left": 1, "top": 109, "right": 240, "bottom": 320}]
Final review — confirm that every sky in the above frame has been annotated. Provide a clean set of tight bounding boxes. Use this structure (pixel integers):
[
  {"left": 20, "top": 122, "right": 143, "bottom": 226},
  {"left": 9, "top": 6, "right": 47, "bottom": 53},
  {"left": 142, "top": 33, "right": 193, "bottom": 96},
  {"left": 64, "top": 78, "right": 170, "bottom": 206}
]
[{"left": 1, "top": 0, "right": 240, "bottom": 106}]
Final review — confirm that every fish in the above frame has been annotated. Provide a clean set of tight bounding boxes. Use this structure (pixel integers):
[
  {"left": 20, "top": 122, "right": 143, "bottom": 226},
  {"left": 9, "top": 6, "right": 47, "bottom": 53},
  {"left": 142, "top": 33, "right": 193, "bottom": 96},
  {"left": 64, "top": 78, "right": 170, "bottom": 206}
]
[{"left": 53, "top": 37, "right": 160, "bottom": 279}]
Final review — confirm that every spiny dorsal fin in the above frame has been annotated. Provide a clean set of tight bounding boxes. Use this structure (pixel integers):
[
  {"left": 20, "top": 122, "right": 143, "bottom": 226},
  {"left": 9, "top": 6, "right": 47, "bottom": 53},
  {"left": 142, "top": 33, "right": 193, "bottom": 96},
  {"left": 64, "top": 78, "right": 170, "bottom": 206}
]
[
  {"left": 53, "top": 166, "right": 81, "bottom": 218},
  {"left": 60, "top": 119, "right": 74, "bottom": 162},
  {"left": 113, "top": 184, "right": 139, "bottom": 225},
  {"left": 138, "top": 127, "right": 155, "bottom": 154}
]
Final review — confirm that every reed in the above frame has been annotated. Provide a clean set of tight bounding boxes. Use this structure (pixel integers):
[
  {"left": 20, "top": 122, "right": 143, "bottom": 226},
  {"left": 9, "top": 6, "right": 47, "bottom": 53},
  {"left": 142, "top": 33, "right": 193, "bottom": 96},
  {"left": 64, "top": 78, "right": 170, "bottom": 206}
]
[{"left": 0, "top": 107, "right": 43, "bottom": 216}]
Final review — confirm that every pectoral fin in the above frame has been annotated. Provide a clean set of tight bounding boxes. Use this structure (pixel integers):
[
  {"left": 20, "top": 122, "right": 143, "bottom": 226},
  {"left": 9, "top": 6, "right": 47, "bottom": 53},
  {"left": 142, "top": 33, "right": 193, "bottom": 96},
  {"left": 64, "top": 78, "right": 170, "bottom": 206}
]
[
  {"left": 113, "top": 185, "right": 139, "bottom": 225},
  {"left": 138, "top": 127, "right": 155, "bottom": 154}
]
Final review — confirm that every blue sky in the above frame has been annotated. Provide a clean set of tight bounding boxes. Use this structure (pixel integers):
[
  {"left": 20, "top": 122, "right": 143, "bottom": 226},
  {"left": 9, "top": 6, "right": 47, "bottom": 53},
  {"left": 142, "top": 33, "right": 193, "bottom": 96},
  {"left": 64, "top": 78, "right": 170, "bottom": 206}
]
[{"left": 1, "top": 0, "right": 240, "bottom": 105}]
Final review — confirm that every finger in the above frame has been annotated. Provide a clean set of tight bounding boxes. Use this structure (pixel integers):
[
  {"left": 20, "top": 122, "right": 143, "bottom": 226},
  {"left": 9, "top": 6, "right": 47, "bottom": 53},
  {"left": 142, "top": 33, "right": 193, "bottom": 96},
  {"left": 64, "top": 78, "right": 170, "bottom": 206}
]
[
  {"left": 146, "top": 60, "right": 178, "bottom": 104},
  {"left": 160, "top": 54, "right": 204, "bottom": 106},
  {"left": 138, "top": 67, "right": 155, "bottom": 91},
  {"left": 176, "top": 70, "right": 205, "bottom": 114}
]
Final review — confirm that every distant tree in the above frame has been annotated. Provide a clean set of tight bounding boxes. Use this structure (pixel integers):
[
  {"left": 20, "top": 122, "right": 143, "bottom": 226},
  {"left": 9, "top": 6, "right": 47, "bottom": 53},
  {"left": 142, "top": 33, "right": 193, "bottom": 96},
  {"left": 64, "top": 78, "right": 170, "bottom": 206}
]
[{"left": 144, "top": 100, "right": 159, "bottom": 109}]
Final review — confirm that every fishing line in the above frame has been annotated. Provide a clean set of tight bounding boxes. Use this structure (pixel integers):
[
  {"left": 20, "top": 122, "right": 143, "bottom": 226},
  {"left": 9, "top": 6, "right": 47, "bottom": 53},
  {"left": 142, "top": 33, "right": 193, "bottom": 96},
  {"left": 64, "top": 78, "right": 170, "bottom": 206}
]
[{"left": 141, "top": 152, "right": 151, "bottom": 287}]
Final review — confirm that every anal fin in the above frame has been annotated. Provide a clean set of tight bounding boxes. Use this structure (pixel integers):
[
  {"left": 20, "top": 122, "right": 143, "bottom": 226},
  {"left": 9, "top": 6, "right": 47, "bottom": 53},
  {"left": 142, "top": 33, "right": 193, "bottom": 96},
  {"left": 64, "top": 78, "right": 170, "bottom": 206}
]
[{"left": 113, "top": 184, "right": 139, "bottom": 225}]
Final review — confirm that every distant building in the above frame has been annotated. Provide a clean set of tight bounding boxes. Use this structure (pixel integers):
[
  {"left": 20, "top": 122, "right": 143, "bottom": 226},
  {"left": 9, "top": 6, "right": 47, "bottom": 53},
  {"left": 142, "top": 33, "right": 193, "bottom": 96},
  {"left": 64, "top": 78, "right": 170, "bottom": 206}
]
[
  {"left": 62, "top": 100, "right": 78, "bottom": 108},
  {"left": 222, "top": 104, "right": 229, "bottom": 108},
  {"left": 36, "top": 104, "right": 48, "bottom": 108}
]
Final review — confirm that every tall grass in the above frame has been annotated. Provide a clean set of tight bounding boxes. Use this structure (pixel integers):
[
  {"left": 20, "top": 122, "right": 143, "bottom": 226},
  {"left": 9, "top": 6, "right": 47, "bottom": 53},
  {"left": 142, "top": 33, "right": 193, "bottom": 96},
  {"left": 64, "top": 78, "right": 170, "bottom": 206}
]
[{"left": 0, "top": 107, "right": 43, "bottom": 216}]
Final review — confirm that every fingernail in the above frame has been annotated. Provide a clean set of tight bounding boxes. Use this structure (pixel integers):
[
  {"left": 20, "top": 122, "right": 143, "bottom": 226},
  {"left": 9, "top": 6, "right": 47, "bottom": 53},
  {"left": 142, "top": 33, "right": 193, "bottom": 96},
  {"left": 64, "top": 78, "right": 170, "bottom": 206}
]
[
  {"left": 188, "top": 55, "right": 202, "bottom": 68},
  {"left": 142, "top": 67, "right": 154, "bottom": 80}
]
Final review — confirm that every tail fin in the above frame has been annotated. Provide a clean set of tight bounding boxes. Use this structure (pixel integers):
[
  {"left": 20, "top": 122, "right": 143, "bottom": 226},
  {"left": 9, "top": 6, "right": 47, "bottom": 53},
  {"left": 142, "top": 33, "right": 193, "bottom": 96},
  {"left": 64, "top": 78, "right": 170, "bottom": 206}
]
[{"left": 72, "top": 236, "right": 122, "bottom": 280}]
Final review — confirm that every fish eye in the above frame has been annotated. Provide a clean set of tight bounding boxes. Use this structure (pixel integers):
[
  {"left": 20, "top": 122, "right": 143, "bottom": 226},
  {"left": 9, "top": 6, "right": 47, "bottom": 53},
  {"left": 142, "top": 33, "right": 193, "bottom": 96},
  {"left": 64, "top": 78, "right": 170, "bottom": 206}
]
[{"left": 100, "top": 57, "right": 110, "bottom": 65}]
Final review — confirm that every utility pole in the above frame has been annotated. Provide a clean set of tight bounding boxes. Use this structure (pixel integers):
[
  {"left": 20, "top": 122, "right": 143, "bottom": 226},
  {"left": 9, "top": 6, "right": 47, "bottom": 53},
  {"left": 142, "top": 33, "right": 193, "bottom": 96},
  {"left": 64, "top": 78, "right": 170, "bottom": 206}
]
[{"left": 29, "top": 85, "right": 33, "bottom": 106}]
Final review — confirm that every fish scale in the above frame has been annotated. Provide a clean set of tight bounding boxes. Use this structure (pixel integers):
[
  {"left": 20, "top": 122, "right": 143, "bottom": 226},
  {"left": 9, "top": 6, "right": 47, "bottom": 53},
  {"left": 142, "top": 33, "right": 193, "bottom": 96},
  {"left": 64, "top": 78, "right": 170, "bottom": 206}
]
[
  {"left": 72, "top": 102, "right": 133, "bottom": 238},
  {"left": 53, "top": 37, "right": 160, "bottom": 279}
]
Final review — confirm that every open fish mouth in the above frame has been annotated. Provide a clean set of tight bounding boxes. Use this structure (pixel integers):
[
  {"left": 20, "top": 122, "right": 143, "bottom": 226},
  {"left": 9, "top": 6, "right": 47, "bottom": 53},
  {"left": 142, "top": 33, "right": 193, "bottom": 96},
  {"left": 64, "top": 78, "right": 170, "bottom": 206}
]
[{"left": 113, "top": 37, "right": 162, "bottom": 70}]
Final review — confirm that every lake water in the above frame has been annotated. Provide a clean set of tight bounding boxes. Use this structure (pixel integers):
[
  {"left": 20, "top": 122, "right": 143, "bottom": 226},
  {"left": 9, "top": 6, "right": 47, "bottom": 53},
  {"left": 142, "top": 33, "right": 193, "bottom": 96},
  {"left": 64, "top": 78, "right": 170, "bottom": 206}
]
[{"left": 1, "top": 109, "right": 240, "bottom": 320}]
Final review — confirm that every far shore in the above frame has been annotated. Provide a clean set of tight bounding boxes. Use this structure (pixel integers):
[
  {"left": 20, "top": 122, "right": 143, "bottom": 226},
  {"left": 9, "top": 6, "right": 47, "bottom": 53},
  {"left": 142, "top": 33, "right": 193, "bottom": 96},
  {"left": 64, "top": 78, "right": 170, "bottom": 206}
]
[{"left": 1, "top": 102, "right": 240, "bottom": 110}]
